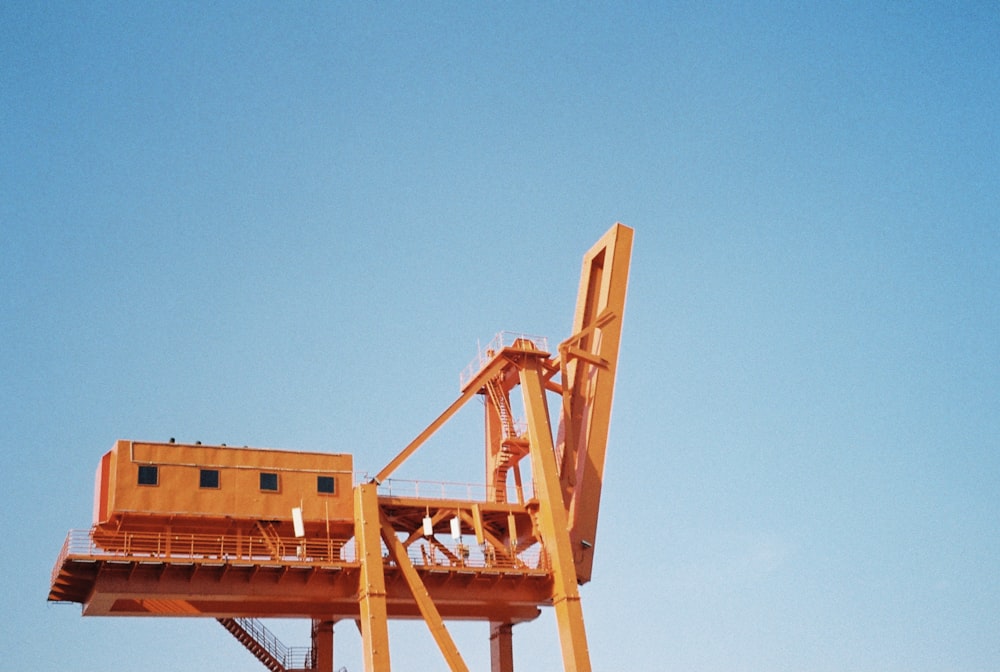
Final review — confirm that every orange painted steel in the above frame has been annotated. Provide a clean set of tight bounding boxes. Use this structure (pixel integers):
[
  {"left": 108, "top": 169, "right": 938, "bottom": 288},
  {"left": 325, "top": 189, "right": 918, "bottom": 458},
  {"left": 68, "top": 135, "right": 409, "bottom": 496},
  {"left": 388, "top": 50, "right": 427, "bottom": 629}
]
[
  {"left": 48, "top": 223, "right": 633, "bottom": 672},
  {"left": 93, "top": 441, "right": 355, "bottom": 538},
  {"left": 557, "top": 223, "right": 633, "bottom": 584}
]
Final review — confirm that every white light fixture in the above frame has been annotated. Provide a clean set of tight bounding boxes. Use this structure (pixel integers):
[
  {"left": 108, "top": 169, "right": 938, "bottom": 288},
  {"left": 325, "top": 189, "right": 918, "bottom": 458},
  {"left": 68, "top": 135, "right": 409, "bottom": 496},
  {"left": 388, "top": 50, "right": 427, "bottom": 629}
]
[
  {"left": 422, "top": 515, "right": 433, "bottom": 537},
  {"left": 292, "top": 507, "right": 305, "bottom": 539}
]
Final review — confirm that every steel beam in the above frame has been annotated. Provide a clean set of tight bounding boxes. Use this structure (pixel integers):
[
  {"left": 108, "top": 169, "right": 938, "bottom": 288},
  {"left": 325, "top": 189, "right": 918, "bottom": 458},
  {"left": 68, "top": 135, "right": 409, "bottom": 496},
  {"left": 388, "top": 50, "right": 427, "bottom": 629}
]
[
  {"left": 490, "top": 621, "right": 514, "bottom": 672},
  {"left": 520, "top": 360, "right": 592, "bottom": 672},
  {"left": 355, "top": 484, "right": 391, "bottom": 672},
  {"left": 379, "top": 513, "right": 469, "bottom": 671}
]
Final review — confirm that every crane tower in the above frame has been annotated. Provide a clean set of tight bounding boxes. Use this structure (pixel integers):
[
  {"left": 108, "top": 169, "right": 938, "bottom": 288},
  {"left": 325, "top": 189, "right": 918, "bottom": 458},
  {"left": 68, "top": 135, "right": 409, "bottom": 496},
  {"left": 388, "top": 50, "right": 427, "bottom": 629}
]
[{"left": 49, "top": 223, "right": 634, "bottom": 672}]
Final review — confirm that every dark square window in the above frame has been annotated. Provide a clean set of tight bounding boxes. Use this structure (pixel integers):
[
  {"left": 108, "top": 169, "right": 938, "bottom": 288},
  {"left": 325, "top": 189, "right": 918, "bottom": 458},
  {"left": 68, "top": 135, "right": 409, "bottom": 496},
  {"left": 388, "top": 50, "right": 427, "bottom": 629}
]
[
  {"left": 138, "top": 465, "right": 158, "bottom": 486},
  {"left": 317, "top": 476, "right": 335, "bottom": 494},
  {"left": 200, "top": 469, "right": 220, "bottom": 489},
  {"left": 259, "top": 472, "right": 279, "bottom": 492}
]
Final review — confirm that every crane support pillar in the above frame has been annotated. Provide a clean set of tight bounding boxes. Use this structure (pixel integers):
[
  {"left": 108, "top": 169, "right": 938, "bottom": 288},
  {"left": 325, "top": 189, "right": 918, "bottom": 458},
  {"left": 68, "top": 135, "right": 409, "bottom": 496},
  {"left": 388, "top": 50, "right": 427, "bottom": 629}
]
[
  {"left": 490, "top": 621, "right": 514, "bottom": 672},
  {"left": 312, "top": 619, "right": 335, "bottom": 672},
  {"left": 520, "top": 360, "right": 592, "bottom": 672},
  {"left": 354, "top": 483, "right": 391, "bottom": 672}
]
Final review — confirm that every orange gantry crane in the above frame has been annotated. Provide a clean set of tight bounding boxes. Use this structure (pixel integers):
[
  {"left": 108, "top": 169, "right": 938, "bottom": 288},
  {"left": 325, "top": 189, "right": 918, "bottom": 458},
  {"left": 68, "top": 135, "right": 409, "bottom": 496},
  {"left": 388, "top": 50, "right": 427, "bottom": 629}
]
[{"left": 49, "top": 223, "right": 633, "bottom": 672}]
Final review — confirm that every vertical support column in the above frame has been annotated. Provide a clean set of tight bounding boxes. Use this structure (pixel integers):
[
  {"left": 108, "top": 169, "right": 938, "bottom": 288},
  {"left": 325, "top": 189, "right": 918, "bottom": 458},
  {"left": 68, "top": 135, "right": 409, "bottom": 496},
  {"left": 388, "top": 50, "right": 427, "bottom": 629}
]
[
  {"left": 312, "top": 619, "right": 334, "bottom": 672},
  {"left": 520, "top": 360, "right": 592, "bottom": 672},
  {"left": 354, "top": 483, "right": 392, "bottom": 672},
  {"left": 490, "top": 621, "right": 514, "bottom": 672}
]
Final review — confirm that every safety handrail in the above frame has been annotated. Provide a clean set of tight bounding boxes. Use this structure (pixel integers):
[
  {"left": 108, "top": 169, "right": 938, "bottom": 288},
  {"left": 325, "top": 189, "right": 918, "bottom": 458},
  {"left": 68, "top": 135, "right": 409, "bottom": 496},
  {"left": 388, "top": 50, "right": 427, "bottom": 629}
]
[
  {"left": 55, "top": 528, "right": 354, "bottom": 566},
  {"left": 373, "top": 476, "right": 534, "bottom": 502},
  {"left": 54, "top": 528, "right": 549, "bottom": 575},
  {"left": 51, "top": 531, "right": 74, "bottom": 588},
  {"left": 459, "top": 331, "right": 550, "bottom": 389},
  {"left": 228, "top": 617, "right": 313, "bottom": 670},
  {"left": 399, "top": 539, "right": 549, "bottom": 573}
]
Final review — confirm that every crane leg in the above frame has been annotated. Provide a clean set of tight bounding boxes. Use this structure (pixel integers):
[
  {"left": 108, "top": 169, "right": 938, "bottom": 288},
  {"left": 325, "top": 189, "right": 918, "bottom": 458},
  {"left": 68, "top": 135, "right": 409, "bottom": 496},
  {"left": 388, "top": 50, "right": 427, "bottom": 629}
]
[
  {"left": 520, "top": 361, "right": 592, "bottom": 672},
  {"left": 354, "top": 484, "right": 392, "bottom": 672},
  {"left": 312, "top": 619, "right": 334, "bottom": 672},
  {"left": 490, "top": 621, "right": 514, "bottom": 672}
]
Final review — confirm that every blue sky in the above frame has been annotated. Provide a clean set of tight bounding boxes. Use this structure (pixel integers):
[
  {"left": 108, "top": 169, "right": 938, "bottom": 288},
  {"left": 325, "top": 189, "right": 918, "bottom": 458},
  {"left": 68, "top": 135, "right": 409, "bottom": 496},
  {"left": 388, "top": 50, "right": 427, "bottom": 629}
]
[{"left": 3, "top": 3, "right": 998, "bottom": 671}]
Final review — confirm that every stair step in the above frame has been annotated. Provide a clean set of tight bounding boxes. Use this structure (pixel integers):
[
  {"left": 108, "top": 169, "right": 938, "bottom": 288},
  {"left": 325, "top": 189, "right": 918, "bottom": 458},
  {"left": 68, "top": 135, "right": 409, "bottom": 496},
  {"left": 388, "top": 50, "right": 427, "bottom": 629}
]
[{"left": 218, "top": 617, "right": 311, "bottom": 672}]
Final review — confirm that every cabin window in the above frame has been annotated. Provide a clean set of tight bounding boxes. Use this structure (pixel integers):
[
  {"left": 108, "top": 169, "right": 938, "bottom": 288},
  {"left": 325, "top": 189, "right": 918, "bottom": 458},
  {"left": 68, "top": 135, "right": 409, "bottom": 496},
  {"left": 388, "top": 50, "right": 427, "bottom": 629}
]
[
  {"left": 259, "top": 472, "right": 279, "bottom": 492},
  {"left": 199, "top": 469, "right": 220, "bottom": 489},
  {"left": 317, "top": 476, "right": 336, "bottom": 494},
  {"left": 137, "top": 465, "right": 158, "bottom": 486}
]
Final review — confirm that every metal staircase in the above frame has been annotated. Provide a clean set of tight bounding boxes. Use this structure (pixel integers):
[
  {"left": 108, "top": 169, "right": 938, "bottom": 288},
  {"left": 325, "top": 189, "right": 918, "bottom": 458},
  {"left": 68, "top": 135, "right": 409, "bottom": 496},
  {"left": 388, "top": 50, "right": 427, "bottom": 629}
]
[
  {"left": 218, "top": 617, "right": 314, "bottom": 672},
  {"left": 486, "top": 375, "right": 525, "bottom": 503},
  {"left": 485, "top": 375, "right": 518, "bottom": 440}
]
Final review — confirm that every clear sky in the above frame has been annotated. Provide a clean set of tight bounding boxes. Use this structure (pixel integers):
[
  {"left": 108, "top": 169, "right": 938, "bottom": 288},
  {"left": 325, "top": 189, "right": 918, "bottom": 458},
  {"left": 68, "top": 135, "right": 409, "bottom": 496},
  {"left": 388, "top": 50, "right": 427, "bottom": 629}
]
[{"left": 3, "top": 3, "right": 998, "bottom": 671}]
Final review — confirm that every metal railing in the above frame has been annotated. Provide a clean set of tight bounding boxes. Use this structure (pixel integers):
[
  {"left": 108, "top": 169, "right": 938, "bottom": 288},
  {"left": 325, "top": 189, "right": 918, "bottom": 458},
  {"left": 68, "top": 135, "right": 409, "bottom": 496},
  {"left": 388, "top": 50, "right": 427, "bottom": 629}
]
[
  {"left": 53, "top": 528, "right": 353, "bottom": 573},
  {"left": 54, "top": 527, "right": 549, "bottom": 582},
  {"left": 459, "top": 331, "right": 550, "bottom": 389},
  {"left": 372, "top": 476, "right": 534, "bottom": 502},
  {"left": 226, "top": 617, "right": 313, "bottom": 671},
  {"left": 395, "top": 539, "right": 548, "bottom": 573}
]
